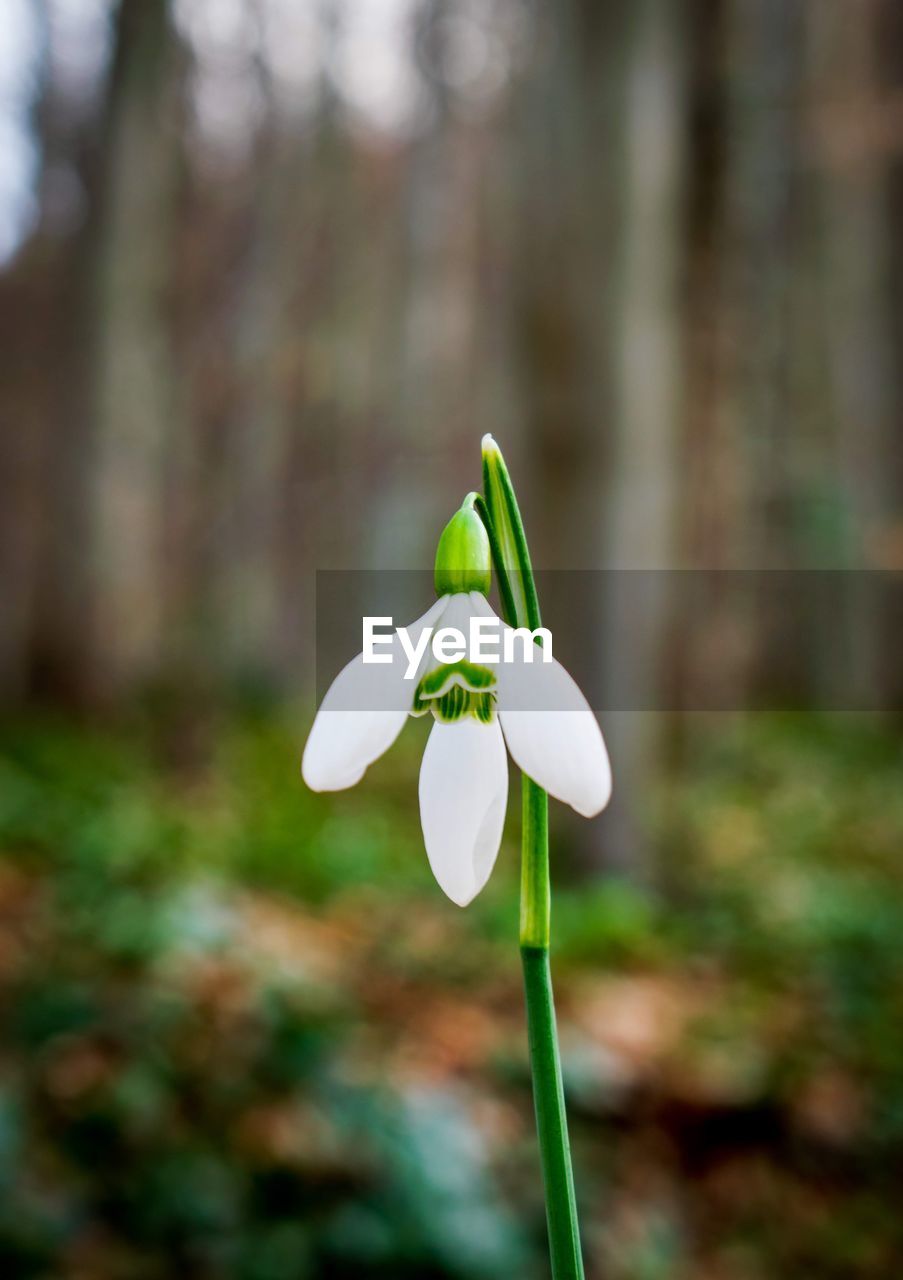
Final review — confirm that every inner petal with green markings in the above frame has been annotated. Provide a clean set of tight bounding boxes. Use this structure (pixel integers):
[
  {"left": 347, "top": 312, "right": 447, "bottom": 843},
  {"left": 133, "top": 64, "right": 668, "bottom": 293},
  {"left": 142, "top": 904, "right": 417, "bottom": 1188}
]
[{"left": 413, "top": 659, "right": 498, "bottom": 723}]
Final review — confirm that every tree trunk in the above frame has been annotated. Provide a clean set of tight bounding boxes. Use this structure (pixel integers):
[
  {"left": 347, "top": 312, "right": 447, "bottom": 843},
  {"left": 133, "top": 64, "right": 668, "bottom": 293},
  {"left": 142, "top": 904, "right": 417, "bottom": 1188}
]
[{"left": 88, "top": 0, "right": 182, "bottom": 697}]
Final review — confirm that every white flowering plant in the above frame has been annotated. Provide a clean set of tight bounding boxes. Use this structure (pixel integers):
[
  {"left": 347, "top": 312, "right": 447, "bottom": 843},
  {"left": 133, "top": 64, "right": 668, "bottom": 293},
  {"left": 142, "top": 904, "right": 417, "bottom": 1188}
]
[{"left": 302, "top": 436, "right": 611, "bottom": 1278}]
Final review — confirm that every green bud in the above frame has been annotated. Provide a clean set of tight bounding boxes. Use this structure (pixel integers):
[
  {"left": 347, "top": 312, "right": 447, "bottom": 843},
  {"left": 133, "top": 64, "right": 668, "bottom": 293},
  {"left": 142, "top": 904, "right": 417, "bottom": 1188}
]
[{"left": 434, "top": 493, "right": 491, "bottom": 597}]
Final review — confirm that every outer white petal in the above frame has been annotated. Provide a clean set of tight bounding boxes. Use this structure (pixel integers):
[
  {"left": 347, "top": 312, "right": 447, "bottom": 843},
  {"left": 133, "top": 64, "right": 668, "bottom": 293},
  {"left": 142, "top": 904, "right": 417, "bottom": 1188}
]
[
  {"left": 418, "top": 717, "right": 508, "bottom": 907},
  {"left": 417, "top": 591, "right": 479, "bottom": 674},
  {"left": 469, "top": 593, "right": 612, "bottom": 818},
  {"left": 302, "top": 596, "right": 448, "bottom": 791}
]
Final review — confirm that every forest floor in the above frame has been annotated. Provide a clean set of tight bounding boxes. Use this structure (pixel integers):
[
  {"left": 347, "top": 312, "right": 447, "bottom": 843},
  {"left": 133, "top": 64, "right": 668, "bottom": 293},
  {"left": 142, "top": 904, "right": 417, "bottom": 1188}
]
[{"left": 0, "top": 709, "right": 901, "bottom": 1279}]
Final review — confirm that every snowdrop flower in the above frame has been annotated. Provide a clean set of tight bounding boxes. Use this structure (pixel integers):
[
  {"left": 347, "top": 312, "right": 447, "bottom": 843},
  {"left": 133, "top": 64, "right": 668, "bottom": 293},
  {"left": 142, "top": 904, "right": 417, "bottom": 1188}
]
[{"left": 302, "top": 497, "right": 611, "bottom": 906}]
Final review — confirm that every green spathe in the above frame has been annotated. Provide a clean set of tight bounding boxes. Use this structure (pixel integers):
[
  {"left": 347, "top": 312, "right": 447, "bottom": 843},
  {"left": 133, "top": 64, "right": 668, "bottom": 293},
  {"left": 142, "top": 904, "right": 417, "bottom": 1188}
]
[
  {"left": 434, "top": 493, "right": 492, "bottom": 597},
  {"left": 480, "top": 434, "right": 541, "bottom": 635}
]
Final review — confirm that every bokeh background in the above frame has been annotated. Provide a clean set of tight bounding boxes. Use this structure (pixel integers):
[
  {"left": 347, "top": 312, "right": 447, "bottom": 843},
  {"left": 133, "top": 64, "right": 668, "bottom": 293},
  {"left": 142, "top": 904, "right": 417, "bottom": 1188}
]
[{"left": 1, "top": 1, "right": 903, "bottom": 1276}]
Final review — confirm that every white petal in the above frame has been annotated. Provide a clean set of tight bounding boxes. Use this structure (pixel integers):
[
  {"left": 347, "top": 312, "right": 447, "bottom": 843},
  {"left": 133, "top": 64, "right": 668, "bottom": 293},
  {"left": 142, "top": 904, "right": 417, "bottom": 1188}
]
[
  {"left": 469, "top": 594, "right": 612, "bottom": 817},
  {"left": 416, "top": 591, "right": 477, "bottom": 674},
  {"left": 302, "top": 707, "right": 406, "bottom": 791},
  {"left": 435, "top": 591, "right": 478, "bottom": 638},
  {"left": 418, "top": 717, "right": 508, "bottom": 907},
  {"left": 302, "top": 596, "right": 448, "bottom": 791}
]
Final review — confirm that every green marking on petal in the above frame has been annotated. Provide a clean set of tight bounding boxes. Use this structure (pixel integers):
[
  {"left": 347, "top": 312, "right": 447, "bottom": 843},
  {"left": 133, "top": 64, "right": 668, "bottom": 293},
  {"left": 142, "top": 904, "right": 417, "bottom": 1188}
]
[
  {"left": 410, "top": 687, "right": 432, "bottom": 716},
  {"left": 431, "top": 687, "right": 496, "bottom": 724},
  {"left": 416, "top": 659, "right": 497, "bottom": 702},
  {"left": 472, "top": 692, "right": 496, "bottom": 723},
  {"left": 412, "top": 660, "right": 498, "bottom": 722},
  {"left": 434, "top": 685, "right": 465, "bottom": 722}
]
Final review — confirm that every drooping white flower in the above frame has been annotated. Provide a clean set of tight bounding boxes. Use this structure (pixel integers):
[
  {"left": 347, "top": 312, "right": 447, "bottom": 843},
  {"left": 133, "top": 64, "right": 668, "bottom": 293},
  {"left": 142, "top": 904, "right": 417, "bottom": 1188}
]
[
  {"left": 303, "top": 494, "right": 610, "bottom": 905},
  {"left": 302, "top": 579, "right": 611, "bottom": 907}
]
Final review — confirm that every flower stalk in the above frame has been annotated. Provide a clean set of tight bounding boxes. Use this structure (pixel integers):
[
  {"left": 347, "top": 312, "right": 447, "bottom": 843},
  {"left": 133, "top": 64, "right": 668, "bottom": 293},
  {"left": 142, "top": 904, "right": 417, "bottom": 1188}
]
[{"left": 480, "top": 435, "right": 585, "bottom": 1279}]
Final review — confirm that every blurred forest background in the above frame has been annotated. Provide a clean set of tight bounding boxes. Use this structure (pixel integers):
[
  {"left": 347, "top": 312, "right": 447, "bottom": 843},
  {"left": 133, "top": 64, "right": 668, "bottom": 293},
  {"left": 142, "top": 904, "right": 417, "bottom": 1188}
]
[{"left": 1, "top": 0, "right": 902, "bottom": 1277}]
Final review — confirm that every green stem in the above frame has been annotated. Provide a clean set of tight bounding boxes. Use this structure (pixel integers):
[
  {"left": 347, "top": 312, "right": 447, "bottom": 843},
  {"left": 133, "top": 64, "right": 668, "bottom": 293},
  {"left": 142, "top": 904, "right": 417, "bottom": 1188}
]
[
  {"left": 522, "top": 945, "right": 583, "bottom": 1279},
  {"left": 479, "top": 437, "right": 585, "bottom": 1279},
  {"left": 520, "top": 779, "right": 584, "bottom": 1279}
]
